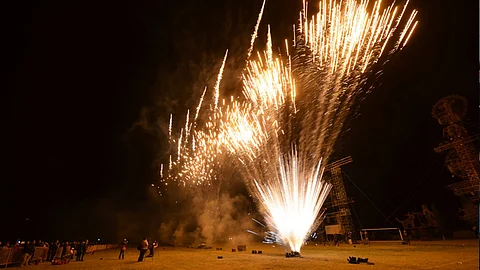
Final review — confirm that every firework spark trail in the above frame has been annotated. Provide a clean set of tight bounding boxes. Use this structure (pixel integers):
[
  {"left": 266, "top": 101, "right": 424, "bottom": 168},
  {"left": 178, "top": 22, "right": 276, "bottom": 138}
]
[
  {"left": 214, "top": 50, "right": 229, "bottom": 112},
  {"left": 246, "top": 0, "right": 267, "bottom": 62}
]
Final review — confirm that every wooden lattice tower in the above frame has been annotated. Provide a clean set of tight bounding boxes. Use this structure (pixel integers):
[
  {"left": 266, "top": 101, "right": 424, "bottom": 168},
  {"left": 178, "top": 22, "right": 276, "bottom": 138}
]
[
  {"left": 324, "top": 156, "right": 355, "bottom": 240},
  {"left": 432, "top": 95, "right": 479, "bottom": 225}
]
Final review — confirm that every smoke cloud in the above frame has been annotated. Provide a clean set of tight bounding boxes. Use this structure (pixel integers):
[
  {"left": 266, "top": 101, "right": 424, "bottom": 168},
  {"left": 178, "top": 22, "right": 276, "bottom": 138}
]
[{"left": 122, "top": 1, "right": 279, "bottom": 247}]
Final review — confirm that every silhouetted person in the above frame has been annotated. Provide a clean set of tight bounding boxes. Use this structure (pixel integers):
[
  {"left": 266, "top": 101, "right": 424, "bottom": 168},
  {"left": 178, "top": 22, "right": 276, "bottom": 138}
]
[
  {"left": 333, "top": 234, "right": 341, "bottom": 246},
  {"left": 22, "top": 241, "right": 34, "bottom": 267},
  {"left": 363, "top": 231, "right": 369, "bottom": 245},
  {"left": 403, "top": 230, "right": 411, "bottom": 245},
  {"left": 119, "top": 239, "right": 127, "bottom": 259},
  {"left": 137, "top": 237, "right": 148, "bottom": 262},
  {"left": 472, "top": 226, "right": 478, "bottom": 238},
  {"left": 49, "top": 240, "right": 59, "bottom": 261},
  {"left": 81, "top": 241, "right": 86, "bottom": 260},
  {"left": 29, "top": 240, "right": 37, "bottom": 265},
  {"left": 76, "top": 241, "right": 86, "bottom": 261},
  {"left": 61, "top": 242, "right": 67, "bottom": 259},
  {"left": 47, "top": 242, "right": 54, "bottom": 261},
  {"left": 147, "top": 240, "right": 158, "bottom": 258}
]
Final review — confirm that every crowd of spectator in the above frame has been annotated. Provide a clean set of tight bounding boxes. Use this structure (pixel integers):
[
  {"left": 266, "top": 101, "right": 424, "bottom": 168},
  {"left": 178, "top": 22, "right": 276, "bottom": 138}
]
[
  {"left": 0, "top": 239, "right": 91, "bottom": 267},
  {"left": 1, "top": 237, "right": 160, "bottom": 266}
]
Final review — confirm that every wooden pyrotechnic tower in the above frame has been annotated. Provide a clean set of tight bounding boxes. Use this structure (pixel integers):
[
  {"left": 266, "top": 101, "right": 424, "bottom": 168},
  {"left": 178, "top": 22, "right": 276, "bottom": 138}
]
[
  {"left": 432, "top": 95, "right": 479, "bottom": 225},
  {"left": 324, "top": 156, "right": 355, "bottom": 239}
]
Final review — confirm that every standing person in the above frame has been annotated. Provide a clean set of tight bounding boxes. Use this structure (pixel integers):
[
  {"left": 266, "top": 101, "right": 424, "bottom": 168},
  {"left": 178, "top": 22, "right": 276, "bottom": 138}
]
[
  {"left": 48, "top": 241, "right": 59, "bottom": 261},
  {"left": 472, "top": 226, "right": 478, "bottom": 238},
  {"left": 60, "top": 242, "right": 67, "bottom": 259},
  {"left": 46, "top": 242, "right": 54, "bottom": 262},
  {"left": 403, "top": 230, "right": 411, "bottom": 245},
  {"left": 22, "top": 241, "right": 34, "bottom": 267},
  {"left": 29, "top": 240, "right": 37, "bottom": 265},
  {"left": 147, "top": 240, "right": 158, "bottom": 258},
  {"left": 333, "top": 234, "right": 340, "bottom": 246},
  {"left": 75, "top": 241, "right": 85, "bottom": 261},
  {"left": 119, "top": 239, "right": 127, "bottom": 260},
  {"left": 363, "top": 231, "right": 370, "bottom": 245},
  {"left": 137, "top": 237, "right": 148, "bottom": 262},
  {"left": 146, "top": 239, "right": 152, "bottom": 257},
  {"left": 80, "top": 241, "right": 86, "bottom": 261}
]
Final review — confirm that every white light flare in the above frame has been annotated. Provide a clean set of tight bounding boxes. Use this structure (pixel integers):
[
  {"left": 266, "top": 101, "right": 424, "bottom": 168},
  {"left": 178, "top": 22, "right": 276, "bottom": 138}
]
[{"left": 253, "top": 149, "right": 332, "bottom": 252}]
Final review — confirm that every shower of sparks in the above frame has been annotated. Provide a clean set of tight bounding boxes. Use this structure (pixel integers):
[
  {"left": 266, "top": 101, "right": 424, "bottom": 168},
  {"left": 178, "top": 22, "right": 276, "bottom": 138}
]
[
  {"left": 222, "top": 28, "right": 296, "bottom": 161},
  {"left": 253, "top": 149, "right": 332, "bottom": 252},
  {"left": 159, "top": 53, "right": 230, "bottom": 189},
  {"left": 299, "top": 0, "right": 418, "bottom": 73},
  {"left": 292, "top": 0, "right": 418, "bottom": 169},
  {"left": 243, "top": 27, "right": 296, "bottom": 112},
  {"left": 222, "top": 103, "right": 266, "bottom": 162},
  {"left": 156, "top": 0, "right": 418, "bottom": 252}
]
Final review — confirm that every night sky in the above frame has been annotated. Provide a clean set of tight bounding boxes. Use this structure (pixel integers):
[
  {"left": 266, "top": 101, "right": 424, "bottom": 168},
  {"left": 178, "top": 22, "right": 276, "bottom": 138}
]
[{"left": 3, "top": 0, "right": 478, "bottom": 243}]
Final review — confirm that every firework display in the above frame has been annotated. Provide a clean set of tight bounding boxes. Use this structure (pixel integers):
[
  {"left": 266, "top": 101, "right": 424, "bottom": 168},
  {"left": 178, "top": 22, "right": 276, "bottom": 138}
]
[{"left": 158, "top": 0, "right": 417, "bottom": 252}]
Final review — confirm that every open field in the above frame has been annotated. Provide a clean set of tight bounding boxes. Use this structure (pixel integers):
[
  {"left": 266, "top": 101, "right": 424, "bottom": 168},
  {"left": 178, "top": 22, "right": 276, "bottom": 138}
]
[{"left": 30, "top": 240, "right": 478, "bottom": 270}]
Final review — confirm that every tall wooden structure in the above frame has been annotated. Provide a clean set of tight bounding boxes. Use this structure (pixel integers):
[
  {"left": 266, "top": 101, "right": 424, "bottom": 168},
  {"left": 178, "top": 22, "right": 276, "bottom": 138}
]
[
  {"left": 432, "top": 95, "right": 479, "bottom": 225},
  {"left": 324, "top": 156, "right": 355, "bottom": 240}
]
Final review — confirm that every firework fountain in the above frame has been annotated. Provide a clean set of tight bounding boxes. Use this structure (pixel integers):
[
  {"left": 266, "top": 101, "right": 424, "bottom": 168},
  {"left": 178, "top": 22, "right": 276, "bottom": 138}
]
[{"left": 159, "top": 0, "right": 417, "bottom": 253}]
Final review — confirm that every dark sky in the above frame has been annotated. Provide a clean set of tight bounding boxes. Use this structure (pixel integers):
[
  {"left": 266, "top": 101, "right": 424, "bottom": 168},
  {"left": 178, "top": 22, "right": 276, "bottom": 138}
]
[{"left": 3, "top": 0, "right": 478, "bottom": 242}]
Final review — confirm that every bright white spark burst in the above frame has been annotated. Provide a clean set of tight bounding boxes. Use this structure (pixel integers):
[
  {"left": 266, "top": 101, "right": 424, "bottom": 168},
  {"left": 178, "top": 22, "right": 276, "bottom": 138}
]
[
  {"left": 158, "top": 0, "right": 418, "bottom": 252},
  {"left": 253, "top": 149, "right": 332, "bottom": 252}
]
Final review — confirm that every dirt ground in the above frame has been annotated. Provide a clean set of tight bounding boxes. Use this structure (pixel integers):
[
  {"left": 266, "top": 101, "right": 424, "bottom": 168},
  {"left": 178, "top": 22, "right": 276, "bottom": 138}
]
[{"left": 31, "top": 240, "right": 478, "bottom": 269}]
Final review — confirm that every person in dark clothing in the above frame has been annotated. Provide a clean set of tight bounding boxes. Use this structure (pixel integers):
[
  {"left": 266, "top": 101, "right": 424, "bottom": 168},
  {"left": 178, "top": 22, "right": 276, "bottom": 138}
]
[
  {"left": 61, "top": 242, "right": 67, "bottom": 258},
  {"left": 47, "top": 242, "right": 54, "bottom": 262},
  {"left": 49, "top": 240, "right": 59, "bottom": 261},
  {"left": 333, "top": 234, "right": 340, "bottom": 246},
  {"left": 472, "top": 226, "right": 478, "bottom": 238},
  {"left": 147, "top": 240, "right": 158, "bottom": 258},
  {"left": 29, "top": 240, "right": 37, "bottom": 265},
  {"left": 146, "top": 239, "right": 152, "bottom": 257},
  {"left": 403, "top": 230, "right": 411, "bottom": 245},
  {"left": 22, "top": 241, "right": 34, "bottom": 267},
  {"left": 80, "top": 241, "right": 87, "bottom": 261},
  {"left": 75, "top": 242, "right": 81, "bottom": 261},
  {"left": 76, "top": 241, "right": 86, "bottom": 261},
  {"left": 137, "top": 237, "right": 148, "bottom": 262},
  {"left": 119, "top": 239, "right": 127, "bottom": 260}
]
